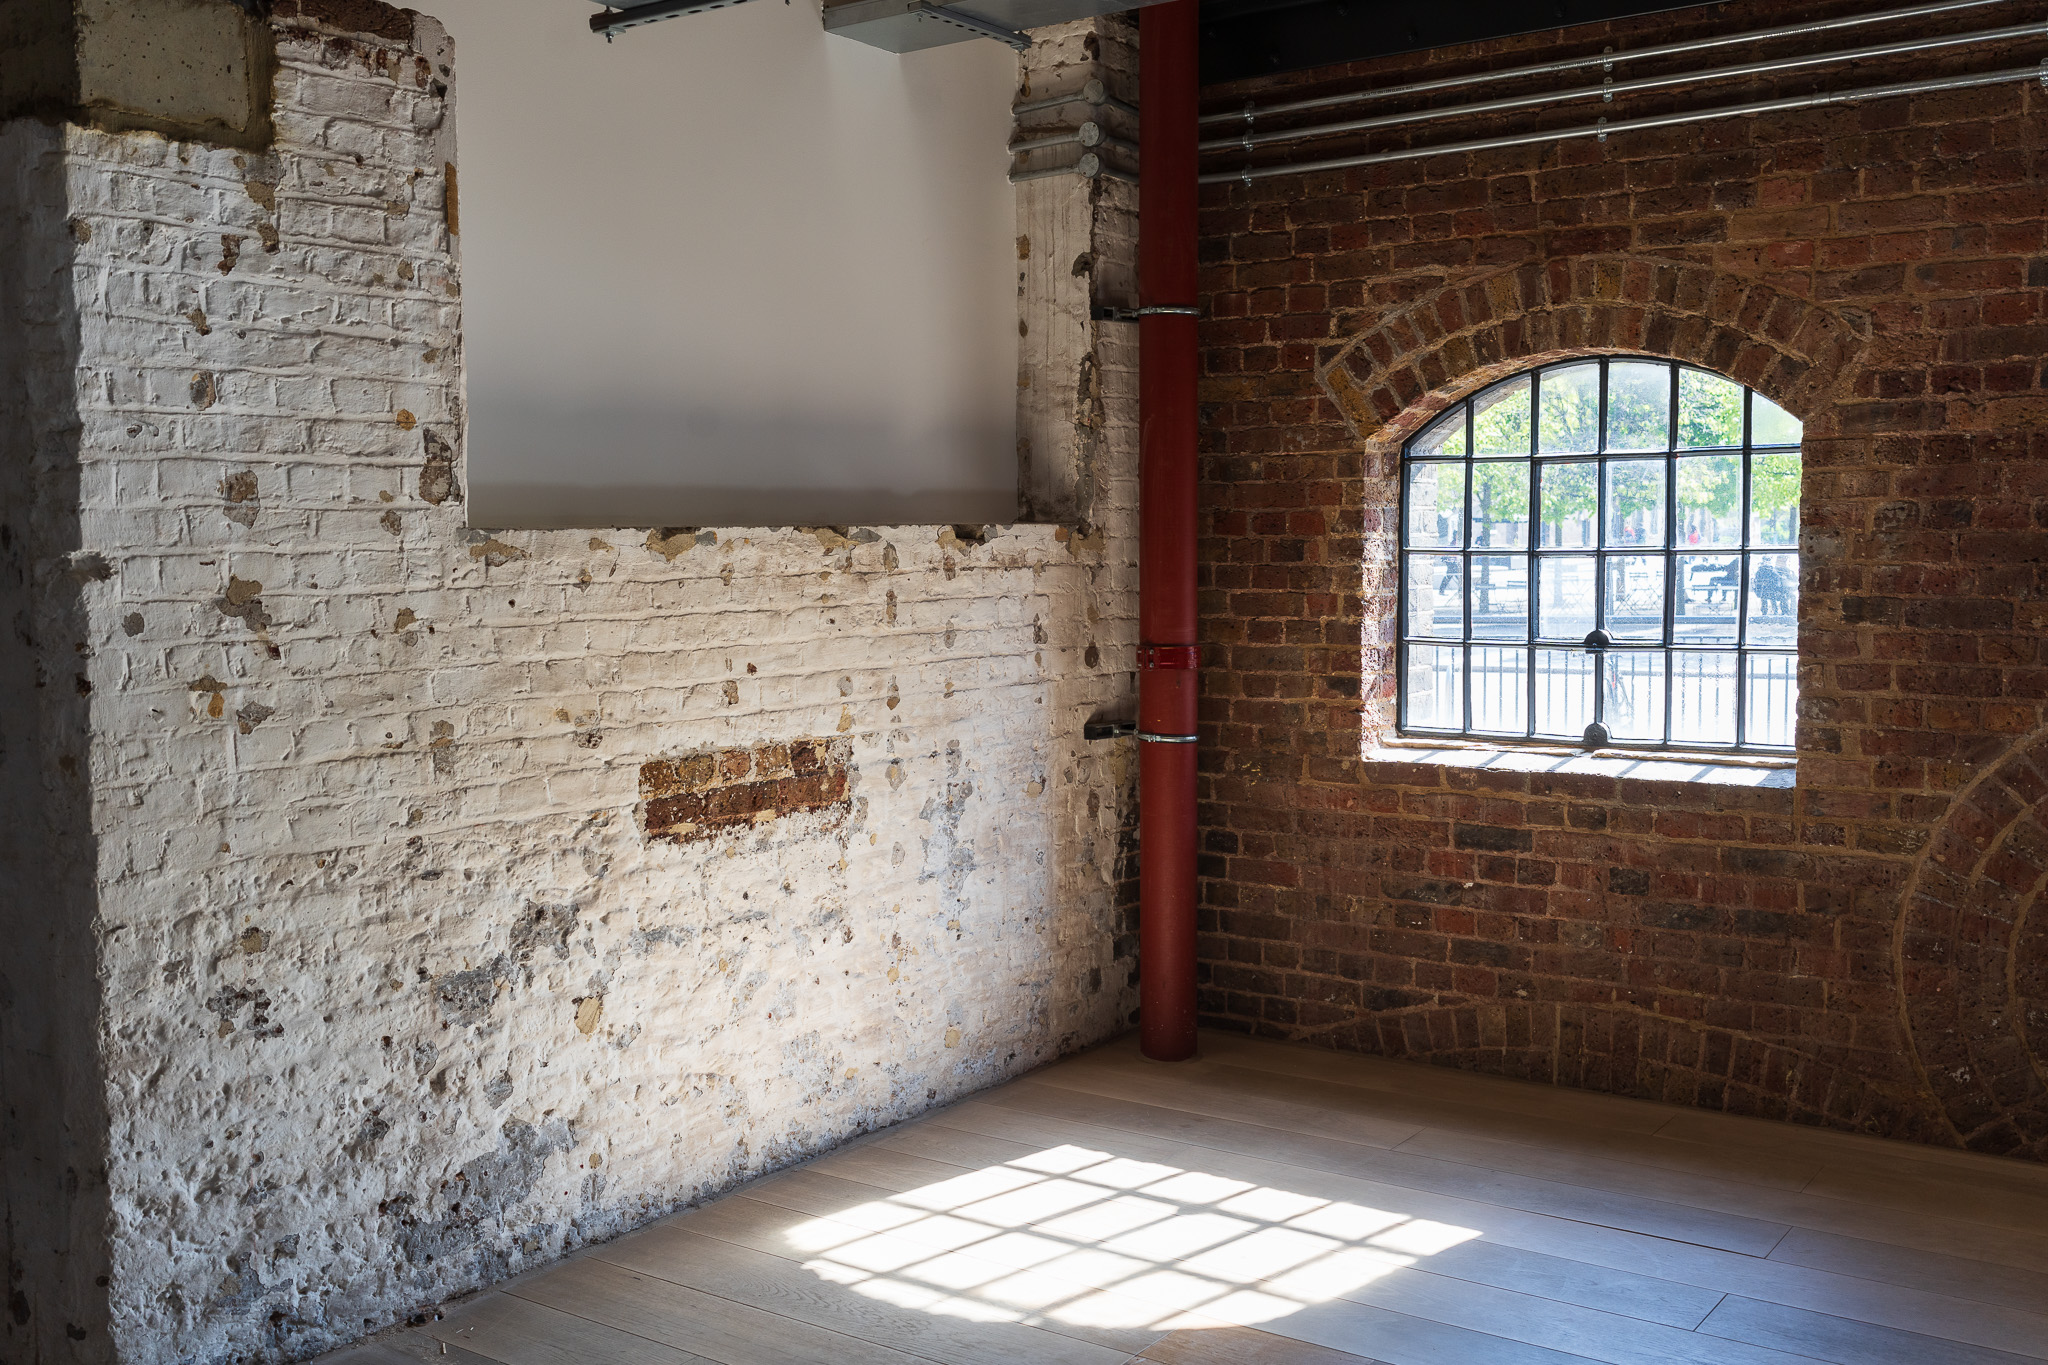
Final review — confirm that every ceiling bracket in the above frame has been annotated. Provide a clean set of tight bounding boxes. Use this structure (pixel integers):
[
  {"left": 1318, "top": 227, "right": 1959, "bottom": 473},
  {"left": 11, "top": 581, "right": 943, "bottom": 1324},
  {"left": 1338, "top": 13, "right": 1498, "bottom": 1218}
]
[
  {"left": 905, "top": 1, "right": 1031, "bottom": 50},
  {"left": 589, "top": 0, "right": 759, "bottom": 40}
]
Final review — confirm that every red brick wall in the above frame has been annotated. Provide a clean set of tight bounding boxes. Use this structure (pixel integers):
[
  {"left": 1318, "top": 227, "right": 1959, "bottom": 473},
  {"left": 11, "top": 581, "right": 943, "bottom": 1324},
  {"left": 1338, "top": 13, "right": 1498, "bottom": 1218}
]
[{"left": 1193, "top": 0, "right": 2048, "bottom": 1157}]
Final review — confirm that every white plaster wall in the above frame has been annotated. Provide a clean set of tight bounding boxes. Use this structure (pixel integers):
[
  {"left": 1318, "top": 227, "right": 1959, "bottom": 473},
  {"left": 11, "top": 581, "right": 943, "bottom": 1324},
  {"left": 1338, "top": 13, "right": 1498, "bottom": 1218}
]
[
  {"left": 429, "top": 0, "right": 1023, "bottom": 528},
  {"left": 39, "top": 10, "right": 1135, "bottom": 1360}
]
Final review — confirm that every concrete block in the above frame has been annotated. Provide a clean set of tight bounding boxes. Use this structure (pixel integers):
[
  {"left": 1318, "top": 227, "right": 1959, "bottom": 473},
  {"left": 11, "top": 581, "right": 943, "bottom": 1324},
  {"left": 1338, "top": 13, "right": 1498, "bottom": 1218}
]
[{"left": 74, "top": 0, "right": 275, "bottom": 148}]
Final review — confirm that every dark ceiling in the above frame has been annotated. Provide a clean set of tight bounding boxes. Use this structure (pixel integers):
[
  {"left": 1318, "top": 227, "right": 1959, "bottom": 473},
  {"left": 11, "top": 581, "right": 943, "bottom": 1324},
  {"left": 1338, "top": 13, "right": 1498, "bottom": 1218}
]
[{"left": 1198, "top": 0, "right": 1715, "bottom": 85}]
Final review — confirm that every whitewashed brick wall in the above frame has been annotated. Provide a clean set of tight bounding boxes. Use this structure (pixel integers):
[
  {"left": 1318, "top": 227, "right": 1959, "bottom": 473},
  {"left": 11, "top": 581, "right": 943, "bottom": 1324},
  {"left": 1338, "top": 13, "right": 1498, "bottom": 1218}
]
[{"left": 4, "top": 8, "right": 1139, "bottom": 1361}]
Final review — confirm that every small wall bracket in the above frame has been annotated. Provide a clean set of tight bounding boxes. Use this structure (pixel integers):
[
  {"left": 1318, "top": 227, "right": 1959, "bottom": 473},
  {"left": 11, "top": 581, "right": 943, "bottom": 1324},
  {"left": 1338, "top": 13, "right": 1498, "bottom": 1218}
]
[
  {"left": 1092, "top": 305, "right": 1200, "bottom": 322},
  {"left": 589, "top": 0, "right": 758, "bottom": 39}
]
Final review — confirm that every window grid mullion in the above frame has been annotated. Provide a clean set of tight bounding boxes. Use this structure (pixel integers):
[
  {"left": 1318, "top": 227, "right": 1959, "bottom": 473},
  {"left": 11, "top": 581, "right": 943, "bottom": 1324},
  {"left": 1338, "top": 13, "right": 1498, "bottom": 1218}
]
[
  {"left": 1591, "top": 373, "right": 1607, "bottom": 736},
  {"left": 1462, "top": 407, "right": 1476, "bottom": 736},
  {"left": 1662, "top": 362, "right": 1678, "bottom": 746},
  {"left": 1737, "top": 386, "right": 1754, "bottom": 749},
  {"left": 1396, "top": 445, "right": 1410, "bottom": 735},
  {"left": 1525, "top": 389, "right": 1540, "bottom": 739}
]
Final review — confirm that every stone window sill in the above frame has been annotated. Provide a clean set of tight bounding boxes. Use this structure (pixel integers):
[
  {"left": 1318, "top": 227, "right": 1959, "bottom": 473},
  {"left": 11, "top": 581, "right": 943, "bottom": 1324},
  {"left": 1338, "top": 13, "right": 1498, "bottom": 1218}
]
[{"left": 1368, "top": 737, "right": 1795, "bottom": 789}]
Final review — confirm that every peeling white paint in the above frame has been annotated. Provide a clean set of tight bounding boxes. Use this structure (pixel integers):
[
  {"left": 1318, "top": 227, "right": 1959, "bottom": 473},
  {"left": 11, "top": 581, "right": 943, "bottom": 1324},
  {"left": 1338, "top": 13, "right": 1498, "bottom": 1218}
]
[{"left": 2, "top": 11, "right": 1140, "bottom": 1362}]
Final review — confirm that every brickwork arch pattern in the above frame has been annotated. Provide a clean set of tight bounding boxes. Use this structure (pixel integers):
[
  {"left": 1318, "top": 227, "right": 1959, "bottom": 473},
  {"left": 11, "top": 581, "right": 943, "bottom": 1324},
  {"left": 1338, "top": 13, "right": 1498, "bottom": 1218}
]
[
  {"left": 1257, "top": 258, "right": 1933, "bottom": 1140},
  {"left": 1317, "top": 254, "right": 1869, "bottom": 445},
  {"left": 1898, "top": 728, "right": 2048, "bottom": 1160}
]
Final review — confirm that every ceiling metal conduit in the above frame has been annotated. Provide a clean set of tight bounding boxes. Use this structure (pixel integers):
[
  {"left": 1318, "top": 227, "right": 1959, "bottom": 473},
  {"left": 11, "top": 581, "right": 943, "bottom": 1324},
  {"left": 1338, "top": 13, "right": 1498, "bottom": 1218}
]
[
  {"left": 1200, "top": 63, "right": 2048, "bottom": 185},
  {"left": 1200, "top": 20, "right": 2048, "bottom": 154},
  {"left": 1197, "top": 0, "right": 2007, "bottom": 126}
]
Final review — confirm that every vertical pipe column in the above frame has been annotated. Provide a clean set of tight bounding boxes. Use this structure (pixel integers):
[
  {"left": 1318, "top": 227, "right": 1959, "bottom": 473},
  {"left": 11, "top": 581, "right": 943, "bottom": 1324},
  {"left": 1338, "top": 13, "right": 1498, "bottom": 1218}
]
[{"left": 1137, "top": 0, "right": 1199, "bottom": 1063}]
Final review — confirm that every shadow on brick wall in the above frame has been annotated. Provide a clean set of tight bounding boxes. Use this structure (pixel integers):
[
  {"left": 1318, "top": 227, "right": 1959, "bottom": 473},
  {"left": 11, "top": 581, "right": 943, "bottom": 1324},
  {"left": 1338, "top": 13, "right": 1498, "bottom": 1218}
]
[{"left": 0, "top": 119, "right": 114, "bottom": 1359}]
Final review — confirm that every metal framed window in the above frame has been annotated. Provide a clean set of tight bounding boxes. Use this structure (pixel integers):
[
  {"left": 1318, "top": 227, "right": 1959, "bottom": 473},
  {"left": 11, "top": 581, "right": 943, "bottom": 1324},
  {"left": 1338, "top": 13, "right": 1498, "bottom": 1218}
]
[{"left": 1397, "top": 357, "right": 1801, "bottom": 752}]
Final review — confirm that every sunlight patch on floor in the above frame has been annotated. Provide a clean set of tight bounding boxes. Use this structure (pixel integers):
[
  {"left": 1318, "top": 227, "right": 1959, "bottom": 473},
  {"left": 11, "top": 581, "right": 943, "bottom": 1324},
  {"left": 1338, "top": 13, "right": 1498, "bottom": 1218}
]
[{"left": 787, "top": 1143, "right": 1479, "bottom": 1332}]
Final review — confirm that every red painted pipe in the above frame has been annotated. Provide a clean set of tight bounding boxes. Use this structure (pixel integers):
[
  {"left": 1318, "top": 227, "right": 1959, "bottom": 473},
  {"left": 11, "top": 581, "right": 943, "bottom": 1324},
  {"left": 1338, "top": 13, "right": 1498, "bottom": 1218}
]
[{"left": 1137, "top": 0, "right": 1199, "bottom": 1063}]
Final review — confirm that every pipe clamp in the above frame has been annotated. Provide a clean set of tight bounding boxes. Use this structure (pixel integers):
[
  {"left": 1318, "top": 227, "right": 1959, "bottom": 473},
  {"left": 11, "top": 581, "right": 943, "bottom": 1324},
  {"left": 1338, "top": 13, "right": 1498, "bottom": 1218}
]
[{"left": 1138, "top": 644, "right": 1200, "bottom": 670}]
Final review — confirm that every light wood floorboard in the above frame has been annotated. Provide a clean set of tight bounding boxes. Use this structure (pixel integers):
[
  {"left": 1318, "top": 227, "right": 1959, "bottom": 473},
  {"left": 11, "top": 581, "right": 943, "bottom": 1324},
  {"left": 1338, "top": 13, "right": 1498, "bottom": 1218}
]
[
  {"left": 867, "top": 1121, "right": 1728, "bottom": 1329},
  {"left": 1041, "top": 1047, "right": 2048, "bottom": 1269},
  {"left": 1697, "top": 1296, "right": 2042, "bottom": 1365},
  {"left": 600, "top": 1219, "right": 1142, "bottom": 1362},
  {"left": 429, "top": 1291, "right": 716, "bottom": 1364},
  {"left": 1197, "top": 1033, "right": 2048, "bottom": 1201},
  {"left": 988, "top": 1075, "right": 1797, "bottom": 1256},
  {"left": 1763, "top": 1227, "right": 2048, "bottom": 1315},
  {"left": 315, "top": 1344, "right": 446, "bottom": 1365},
  {"left": 1139, "top": 1039, "right": 1823, "bottom": 1192},
  {"left": 923, "top": 1093, "right": 2048, "bottom": 1354},
  {"left": 312, "top": 1029, "right": 2048, "bottom": 1365},
  {"left": 658, "top": 1186, "right": 1183, "bottom": 1355},
  {"left": 1139, "top": 1324, "right": 1391, "bottom": 1363},
  {"left": 508, "top": 1257, "right": 938, "bottom": 1364}
]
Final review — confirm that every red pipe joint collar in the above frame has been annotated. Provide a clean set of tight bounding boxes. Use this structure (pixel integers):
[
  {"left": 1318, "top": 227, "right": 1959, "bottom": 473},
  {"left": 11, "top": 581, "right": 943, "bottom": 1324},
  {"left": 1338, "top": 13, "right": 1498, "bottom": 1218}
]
[{"left": 1138, "top": 644, "right": 1200, "bottom": 671}]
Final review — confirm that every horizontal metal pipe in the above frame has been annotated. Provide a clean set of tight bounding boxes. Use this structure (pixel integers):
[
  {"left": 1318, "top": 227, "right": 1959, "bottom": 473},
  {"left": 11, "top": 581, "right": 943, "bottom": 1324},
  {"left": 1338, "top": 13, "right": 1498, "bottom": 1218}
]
[
  {"left": 1010, "top": 127, "right": 1140, "bottom": 157},
  {"left": 1201, "top": 63, "right": 2043, "bottom": 184},
  {"left": 1200, "top": 21, "right": 2046, "bottom": 153},
  {"left": 1197, "top": 0, "right": 2004, "bottom": 125},
  {"left": 1009, "top": 157, "right": 1138, "bottom": 184},
  {"left": 1013, "top": 78, "right": 1140, "bottom": 120},
  {"left": 1011, "top": 130, "right": 1085, "bottom": 153}
]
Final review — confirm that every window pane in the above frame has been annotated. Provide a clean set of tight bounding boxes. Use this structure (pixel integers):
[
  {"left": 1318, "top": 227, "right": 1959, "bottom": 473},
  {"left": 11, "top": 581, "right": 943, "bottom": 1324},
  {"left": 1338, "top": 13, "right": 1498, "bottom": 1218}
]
[
  {"left": 1675, "top": 453, "right": 1742, "bottom": 547},
  {"left": 1538, "top": 362, "right": 1600, "bottom": 454},
  {"left": 1604, "top": 555, "right": 1665, "bottom": 639},
  {"left": 1539, "top": 461, "right": 1597, "bottom": 547},
  {"left": 1671, "top": 651, "right": 1738, "bottom": 745},
  {"left": 1750, "top": 450, "right": 1801, "bottom": 547},
  {"left": 1747, "top": 552, "right": 1797, "bottom": 646},
  {"left": 1469, "top": 462, "right": 1530, "bottom": 548},
  {"left": 1605, "top": 361, "right": 1671, "bottom": 452},
  {"left": 1412, "top": 406, "right": 1468, "bottom": 459},
  {"left": 1470, "top": 647, "right": 1528, "bottom": 734},
  {"left": 1537, "top": 556, "right": 1596, "bottom": 640},
  {"left": 1404, "top": 645, "right": 1463, "bottom": 729},
  {"left": 1745, "top": 654, "right": 1797, "bottom": 746},
  {"left": 1604, "top": 460, "right": 1666, "bottom": 547},
  {"left": 1674, "top": 554, "right": 1741, "bottom": 642},
  {"left": 1406, "top": 554, "right": 1464, "bottom": 638},
  {"left": 1472, "top": 374, "right": 1531, "bottom": 455},
  {"left": 1405, "top": 462, "right": 1465, "bottom": 547},
  {"left": 1534, "top": 649, "right": 1594, "bottom": 739},
  {"left": 1604, "top": 652, "right": 1666, "bottom": 741},
  {"left": 1752, "top": 392, "right": 1802, "bottom": 446},
  {"left": 1677, "top": 368, "right": 1742, "bottom": 448},
  {"left": 1470, "top": 555, "right": 1528, "bottom": 640},
  {"left": 1401, "top": 360, "right": 1801, "bottom": 753}
]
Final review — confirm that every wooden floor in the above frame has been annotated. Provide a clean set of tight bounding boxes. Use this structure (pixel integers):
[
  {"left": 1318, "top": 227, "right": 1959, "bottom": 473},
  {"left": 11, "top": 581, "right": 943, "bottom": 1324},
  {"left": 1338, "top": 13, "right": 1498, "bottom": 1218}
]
[{"left": 329, "top": 1030, "right": 2048, "bottom": 1365}]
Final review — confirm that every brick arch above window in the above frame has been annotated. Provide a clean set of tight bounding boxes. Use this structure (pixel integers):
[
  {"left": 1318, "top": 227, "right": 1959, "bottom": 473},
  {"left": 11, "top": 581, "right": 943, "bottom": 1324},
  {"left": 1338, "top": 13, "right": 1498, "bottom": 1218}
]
[{"left": 1316, "top": 255, "right": 1870, "bottom": 448}]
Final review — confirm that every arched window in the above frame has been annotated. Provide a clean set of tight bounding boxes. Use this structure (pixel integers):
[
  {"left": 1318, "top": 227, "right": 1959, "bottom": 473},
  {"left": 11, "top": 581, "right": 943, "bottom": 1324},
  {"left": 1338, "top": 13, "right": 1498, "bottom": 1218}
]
[{"left": 1399, "top": 358, "right": 1801, "bottom": 751}]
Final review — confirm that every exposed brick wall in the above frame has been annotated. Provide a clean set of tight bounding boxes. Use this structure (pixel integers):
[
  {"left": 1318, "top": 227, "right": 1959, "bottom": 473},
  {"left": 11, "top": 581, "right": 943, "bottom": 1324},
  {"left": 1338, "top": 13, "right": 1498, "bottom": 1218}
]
[
  {"left": 2, "top": 5, "right": 1140, "bottom": 1361},
  {"left": 639, "top": 739, "right": 852, "bottom": 843},
  {"left": 1194, "top": 0, "right": 2048, "bottom": 1157}
]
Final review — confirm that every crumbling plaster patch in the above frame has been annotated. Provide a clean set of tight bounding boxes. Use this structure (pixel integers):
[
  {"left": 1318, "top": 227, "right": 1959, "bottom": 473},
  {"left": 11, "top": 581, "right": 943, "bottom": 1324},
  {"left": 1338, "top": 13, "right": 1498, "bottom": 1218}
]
[{"left": 5, "top": 8, "right": 1140, "bottom": 1363}]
